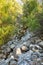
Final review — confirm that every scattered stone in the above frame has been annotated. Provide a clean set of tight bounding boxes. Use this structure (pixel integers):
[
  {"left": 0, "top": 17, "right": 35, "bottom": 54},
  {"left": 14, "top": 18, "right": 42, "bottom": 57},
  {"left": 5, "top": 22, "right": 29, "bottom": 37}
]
[
  {"left": 16, "top": 48, "right": 22, "bottom": 55},
  {"left": 0, "top": 54, "right": 3, "bottom": 59},
  {"left": 39, "top": 50, "right": 43, "bottom": 53},
  {"left": 23, "top": 41, "right": 30, "bottom": 48},
  {"left": 21, "top": 45, "right": 28, "bottom": 52},
  {"left": 35, "top": 39, "right": 42, "bottom": 44},
  {"left": 10, "top": 44, "right": 15, "bottom": 49},
  {"left": 10, "top": 60, "right": 17, "bottom": 65},
  {"left": 0, "top": 31, "right": 43, "bottom": 65},
  {"left": 38, "top": 41, "right": 43, "bottom": 48},
  {"left": 6, "top": 47, "right": 11, "bottom": 53},
  {"left": 31, "top": 39, "right": 36, "bottom": 44}
]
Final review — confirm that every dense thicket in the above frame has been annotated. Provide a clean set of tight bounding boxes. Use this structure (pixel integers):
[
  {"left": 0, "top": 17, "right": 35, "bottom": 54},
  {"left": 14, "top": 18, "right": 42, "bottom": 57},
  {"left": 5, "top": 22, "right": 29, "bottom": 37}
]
[
  {"left": 0, "top": 0, "right": 43, "bottom": 45},
  {"left": 0, "top": 0, "right": 22, "bottom": 45},
  {"left": 21, "top": 0, "right": 43, "bottom": 31}
]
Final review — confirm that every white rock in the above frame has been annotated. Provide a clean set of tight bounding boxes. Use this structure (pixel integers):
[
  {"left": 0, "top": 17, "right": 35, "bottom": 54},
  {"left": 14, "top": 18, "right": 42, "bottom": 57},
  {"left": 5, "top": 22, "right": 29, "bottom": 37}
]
[
  {"left": 11, "top": 56, "right": 14, "bottom": 59},
  {"left": 16, "top": 48, "right": 22, "bottom": 55},
  {"left": 21, "top": 46, "right": 28, "bottom": 52}
]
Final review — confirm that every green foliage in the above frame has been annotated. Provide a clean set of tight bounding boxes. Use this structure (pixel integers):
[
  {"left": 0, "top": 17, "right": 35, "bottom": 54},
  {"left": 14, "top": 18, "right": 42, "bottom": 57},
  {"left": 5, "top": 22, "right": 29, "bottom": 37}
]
[
  {"left": 21, "top": 15, "right": 40, "bottom": 31},
  {"left": 21, "top": 0, "right": 43, "bottom": 31},
  {"left": 23, "top": 0, "right": 38, "bottom": 17},
  {"left": 0, "top": 0, "right": 22, "bottom": 45},
  {"left": 0, "top": 0, "right": 43, "bottom": 46},
  {"left": 36, "top": 11, "right": 43, "bottom": 30},
  {"left": 0, "top": 25, "right": 16, "bottom": 45}
]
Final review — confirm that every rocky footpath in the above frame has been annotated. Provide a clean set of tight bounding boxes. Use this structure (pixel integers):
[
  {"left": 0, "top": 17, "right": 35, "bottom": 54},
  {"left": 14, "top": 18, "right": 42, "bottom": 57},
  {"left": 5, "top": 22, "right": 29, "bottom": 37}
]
[{"left": 0, "top": 30, "right": 43, "bottom": 65}]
